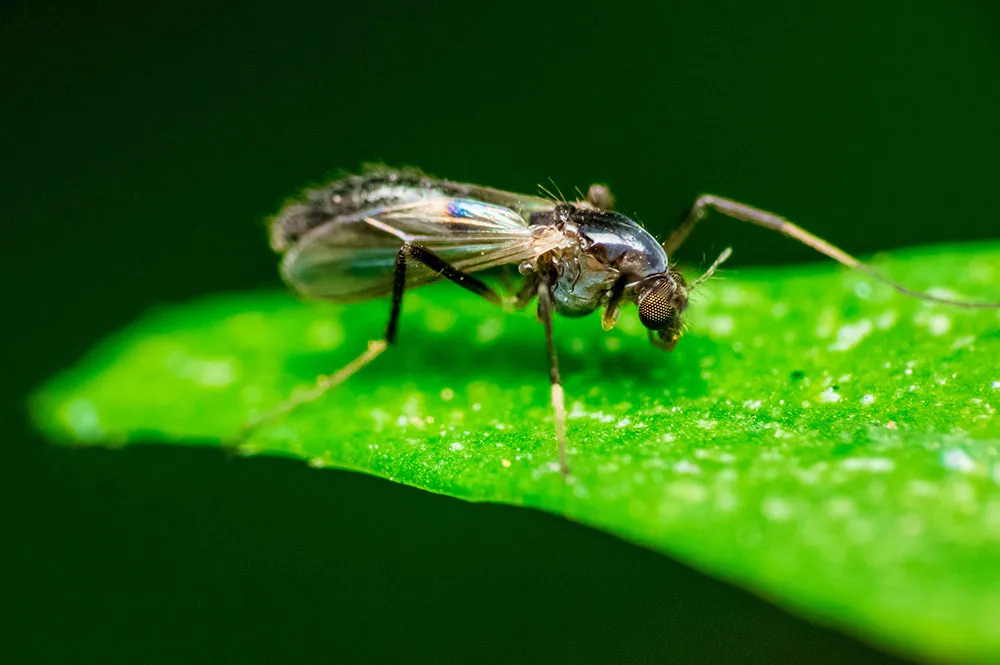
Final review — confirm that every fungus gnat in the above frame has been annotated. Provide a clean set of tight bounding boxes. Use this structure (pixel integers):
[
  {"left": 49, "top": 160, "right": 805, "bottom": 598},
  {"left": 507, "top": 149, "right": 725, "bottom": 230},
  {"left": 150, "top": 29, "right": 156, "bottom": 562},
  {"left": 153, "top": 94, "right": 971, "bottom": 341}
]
[{"left": 251, "top": 166, "right": 1000, "bottom": 475}]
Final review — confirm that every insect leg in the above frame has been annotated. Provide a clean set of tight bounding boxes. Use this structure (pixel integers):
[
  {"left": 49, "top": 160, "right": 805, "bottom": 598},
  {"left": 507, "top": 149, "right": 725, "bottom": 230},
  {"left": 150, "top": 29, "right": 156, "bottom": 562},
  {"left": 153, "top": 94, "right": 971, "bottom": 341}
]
[
  {"left": 238, "top": 338, "right": 389, "bottom": 439},
  {"left": 601, "top": 275, "right": 628, "bottom": 330},
  {"left": 537, "top": 275, "right": 569, "bottom": 476},
  {"left": 664, "top": 195, "right": 1000, "bottom": 308},
  {"left": 386, "top": 243, "right": 502, "bottom": 343},
  {"left": 513, "top": 272, "right": 540, "bottom": 310},
  {"left": 240, "top": 244, "right": 502, "bottom": 438}
]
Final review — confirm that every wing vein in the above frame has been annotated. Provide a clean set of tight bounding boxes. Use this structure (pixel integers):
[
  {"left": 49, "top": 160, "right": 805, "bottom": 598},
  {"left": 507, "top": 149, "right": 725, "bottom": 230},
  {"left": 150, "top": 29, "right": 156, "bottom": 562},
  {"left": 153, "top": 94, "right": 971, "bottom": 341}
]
[{"left": 280, "top": 197, "right": 561, "bottom": 302}]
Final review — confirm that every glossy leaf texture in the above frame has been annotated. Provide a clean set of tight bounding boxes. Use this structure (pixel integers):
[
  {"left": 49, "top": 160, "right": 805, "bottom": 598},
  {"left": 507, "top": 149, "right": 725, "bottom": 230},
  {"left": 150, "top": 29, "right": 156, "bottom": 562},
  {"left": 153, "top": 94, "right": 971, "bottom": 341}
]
[{"left": 31, "top": 241, "right": 1000, "bottom": 663}]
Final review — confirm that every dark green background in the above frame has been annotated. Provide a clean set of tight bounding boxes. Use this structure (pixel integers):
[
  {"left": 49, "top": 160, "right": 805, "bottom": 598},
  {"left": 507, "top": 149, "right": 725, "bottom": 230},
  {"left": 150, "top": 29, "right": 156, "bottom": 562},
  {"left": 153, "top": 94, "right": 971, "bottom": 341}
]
[{"left": 5, "top": 1, "right": 999, "bottom": 662}]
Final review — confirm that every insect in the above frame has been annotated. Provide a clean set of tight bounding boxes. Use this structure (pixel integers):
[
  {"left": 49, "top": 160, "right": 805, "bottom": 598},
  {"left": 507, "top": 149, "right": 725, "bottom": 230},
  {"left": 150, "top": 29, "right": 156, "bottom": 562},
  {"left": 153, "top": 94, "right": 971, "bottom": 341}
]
[{"left": 255, "top": 166, "right": 1000, "bottom": 475}]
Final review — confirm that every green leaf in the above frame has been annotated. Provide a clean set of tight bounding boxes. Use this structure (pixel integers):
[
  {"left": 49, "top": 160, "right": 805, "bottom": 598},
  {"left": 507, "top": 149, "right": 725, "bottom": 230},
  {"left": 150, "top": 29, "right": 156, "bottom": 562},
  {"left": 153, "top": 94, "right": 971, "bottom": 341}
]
[{"left": 31, "top": 242, "right": 1000, "bottom": 663}]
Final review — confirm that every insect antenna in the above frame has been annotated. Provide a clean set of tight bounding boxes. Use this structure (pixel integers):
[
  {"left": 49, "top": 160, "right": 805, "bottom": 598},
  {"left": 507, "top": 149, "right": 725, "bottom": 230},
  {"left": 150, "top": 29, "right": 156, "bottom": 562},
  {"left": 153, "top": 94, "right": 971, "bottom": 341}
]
[{"left": 689, "top": 247, "right": 733, "bottom": 291}]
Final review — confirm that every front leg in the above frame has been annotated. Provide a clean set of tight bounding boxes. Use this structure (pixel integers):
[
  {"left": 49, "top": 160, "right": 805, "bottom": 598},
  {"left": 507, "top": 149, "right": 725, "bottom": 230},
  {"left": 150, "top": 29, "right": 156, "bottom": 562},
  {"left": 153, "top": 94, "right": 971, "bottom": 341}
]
[
  {"left": 663, "top": 195, "right": 858, "bottom": 266},
  {"left": 664, "top": 195, "right": 1000, "bottom": 309}
]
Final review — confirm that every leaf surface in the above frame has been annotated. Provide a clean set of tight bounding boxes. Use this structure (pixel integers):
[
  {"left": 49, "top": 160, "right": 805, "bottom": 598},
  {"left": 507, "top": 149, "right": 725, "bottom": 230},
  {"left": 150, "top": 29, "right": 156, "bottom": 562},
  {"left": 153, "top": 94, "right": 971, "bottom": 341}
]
[{"left": 32, "top": 242, "right": 1000, "bottom": 663}]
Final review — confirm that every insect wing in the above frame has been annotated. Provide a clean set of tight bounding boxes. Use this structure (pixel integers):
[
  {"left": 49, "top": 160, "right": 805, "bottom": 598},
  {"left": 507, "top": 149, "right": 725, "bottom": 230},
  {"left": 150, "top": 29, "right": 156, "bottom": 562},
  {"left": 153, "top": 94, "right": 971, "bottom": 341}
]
[
  {"left": 448, "top": 183, "right": 557, "bottom": 219},
  {"left": 280, "top": 198, "right": 563, "bottom": 302}
]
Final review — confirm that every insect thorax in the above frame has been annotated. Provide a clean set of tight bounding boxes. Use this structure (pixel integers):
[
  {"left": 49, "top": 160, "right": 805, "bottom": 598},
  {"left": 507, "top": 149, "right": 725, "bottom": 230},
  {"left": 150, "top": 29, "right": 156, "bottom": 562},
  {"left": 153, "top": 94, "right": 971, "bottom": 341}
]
[{"left": 530, "top": 205, "right": 670, "bottom": 317}]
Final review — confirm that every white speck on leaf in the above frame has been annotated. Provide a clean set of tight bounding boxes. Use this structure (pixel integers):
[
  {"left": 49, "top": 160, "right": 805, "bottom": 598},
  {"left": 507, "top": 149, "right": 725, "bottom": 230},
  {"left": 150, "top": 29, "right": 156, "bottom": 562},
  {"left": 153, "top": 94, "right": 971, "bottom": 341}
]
[
  {"left": 164, "top": 350, "right": 237, "bottom": 387},
  {"left": 927, "top": 313, "right": 952, "bottom": 337},
  {"left": 927, "top": 287, "right": 965, "bottom": 302},
  {"left": 64, "top": 398, "right": 103, "bottom": 441},
  {"left": 942, "top": 449, "right": 976, "bottom": 473},
  {"left": 762, "top": 497, "right": 793, "bottom": 522},
  {"left": 819, "top": 388, "right": 841, "bottom": 403},
  {"left": 829, "top": 320, "right": 872, "bottom": 352},
  {"left": 876, "top": 310, "right": 898, "bottom": 330},
  {"left": 841, "top": 457, "right": 895, "bottom": 473},
  {"left": 861, "top": 394, "right": 876, "bottom": 405},
  {"left": 673, "top": 460, "right": 701, "bottom": 475},
  {"left": 707, "top": 314, "right": 735, "bottom": 336},
  {"left": 669, "top": 481, "right": 709, "bottom": 503},
  {"left": 951, "top": 335, "right": 976, "bottom": 350}
]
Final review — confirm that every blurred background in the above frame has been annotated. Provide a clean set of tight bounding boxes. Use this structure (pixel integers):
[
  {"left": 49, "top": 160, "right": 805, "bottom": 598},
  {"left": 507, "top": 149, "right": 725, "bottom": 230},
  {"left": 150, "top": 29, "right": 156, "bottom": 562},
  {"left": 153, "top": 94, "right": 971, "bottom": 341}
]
[{"left": 5, "top": 0, "right": 1000, "bottom": 662}]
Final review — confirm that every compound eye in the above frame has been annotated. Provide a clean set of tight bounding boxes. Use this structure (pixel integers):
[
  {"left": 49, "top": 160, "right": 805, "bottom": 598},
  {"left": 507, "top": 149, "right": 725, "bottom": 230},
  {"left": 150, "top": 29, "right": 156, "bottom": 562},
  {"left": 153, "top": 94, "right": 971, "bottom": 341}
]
[{"left": 638, "top": 284, "right": 677, "bottom": 330}]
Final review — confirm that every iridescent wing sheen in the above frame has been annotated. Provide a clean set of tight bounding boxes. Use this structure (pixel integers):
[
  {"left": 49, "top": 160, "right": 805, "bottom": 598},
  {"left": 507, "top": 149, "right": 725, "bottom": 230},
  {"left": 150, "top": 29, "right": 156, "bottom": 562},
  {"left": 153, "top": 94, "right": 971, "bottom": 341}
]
[
  {"left": 280, "top": 198, "right": 566, "bottom": 302},
  {"left": 447, "top": 183, "right": 558, "bottom": 219}
]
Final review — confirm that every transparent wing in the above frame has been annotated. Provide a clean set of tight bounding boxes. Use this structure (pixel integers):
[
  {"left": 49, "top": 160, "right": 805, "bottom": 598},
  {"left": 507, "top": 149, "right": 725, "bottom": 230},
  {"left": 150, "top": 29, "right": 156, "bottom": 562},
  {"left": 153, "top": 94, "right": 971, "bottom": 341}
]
[
  {"left": 280, "top": 198, "right": 566, "bottom": 302},
  {"left": 449, "top": 183, "right": 558, "bottom": 219}
]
